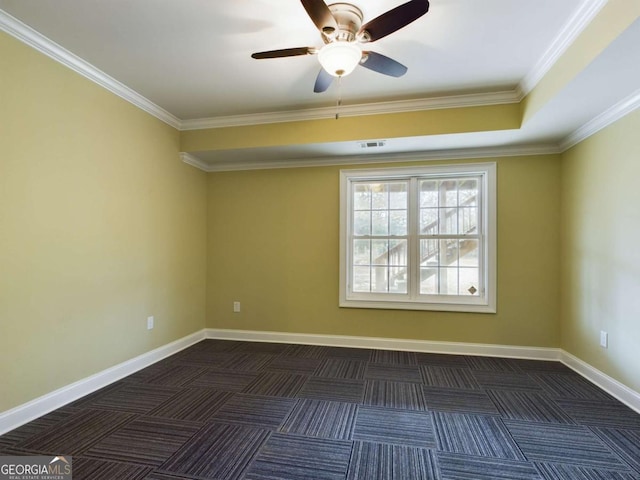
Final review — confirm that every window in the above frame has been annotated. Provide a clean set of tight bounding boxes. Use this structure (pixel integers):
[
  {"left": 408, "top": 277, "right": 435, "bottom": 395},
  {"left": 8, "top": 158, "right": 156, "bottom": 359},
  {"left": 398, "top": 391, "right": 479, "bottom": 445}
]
[{"left": 339, "top": 163, "right": 496, "bottom": 313}]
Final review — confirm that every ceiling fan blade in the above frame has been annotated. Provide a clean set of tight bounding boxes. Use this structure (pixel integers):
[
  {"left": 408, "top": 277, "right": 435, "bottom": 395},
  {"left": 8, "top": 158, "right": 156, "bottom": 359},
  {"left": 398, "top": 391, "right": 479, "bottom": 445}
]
[
  {"left": 314, "top": 68, "right": 334, "bottom": 93},
  {"left": 300, "top": 0, "right": 338, "bottom": 35},
  {"left": 360, "top": 51, "right": 408, "bottom": 77},
  {"left": 251, "top": 47, "right": 315, "bottom": 59},
  {"left": 359, "top": 0, "right": 429, "bottom": 42}
]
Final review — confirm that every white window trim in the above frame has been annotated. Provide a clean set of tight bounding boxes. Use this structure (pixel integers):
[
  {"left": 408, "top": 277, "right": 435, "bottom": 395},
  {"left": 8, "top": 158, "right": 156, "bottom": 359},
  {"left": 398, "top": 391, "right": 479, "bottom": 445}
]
[{"left": 339, "top": 162, "right": 497, "bottom": 313}]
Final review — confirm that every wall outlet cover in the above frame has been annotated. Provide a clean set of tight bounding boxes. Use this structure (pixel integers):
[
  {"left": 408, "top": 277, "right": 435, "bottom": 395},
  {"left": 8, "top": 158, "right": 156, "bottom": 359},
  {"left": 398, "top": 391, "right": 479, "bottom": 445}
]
[{"left": 600, "top": 330, "right": 608, "bottom": 348}]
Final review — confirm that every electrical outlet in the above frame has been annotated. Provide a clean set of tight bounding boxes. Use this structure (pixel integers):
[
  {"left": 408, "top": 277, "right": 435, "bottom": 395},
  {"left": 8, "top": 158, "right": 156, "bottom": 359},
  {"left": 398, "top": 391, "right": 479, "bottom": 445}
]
[
  {"left": 233, "top": 301, "right": 241, "bottom": 313},
  {"left": 147, "top": 316, "right": 154, "bottom": 330},
  {"left": 600, "top": 330, "right": 608, "bottom": 348}
]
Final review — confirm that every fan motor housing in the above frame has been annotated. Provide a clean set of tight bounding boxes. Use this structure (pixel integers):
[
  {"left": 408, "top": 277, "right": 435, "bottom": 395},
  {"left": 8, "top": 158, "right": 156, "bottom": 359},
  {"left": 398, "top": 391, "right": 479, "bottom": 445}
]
[{"left": 326, "top": 3, "right": 363, "bottom": 42}]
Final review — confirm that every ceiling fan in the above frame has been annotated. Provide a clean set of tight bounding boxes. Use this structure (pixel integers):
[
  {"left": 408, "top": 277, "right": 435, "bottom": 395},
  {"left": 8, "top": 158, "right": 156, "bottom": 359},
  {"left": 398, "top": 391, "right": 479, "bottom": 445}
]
[{"left": 251, "top": 0, "right": 430, "bottom": 93}]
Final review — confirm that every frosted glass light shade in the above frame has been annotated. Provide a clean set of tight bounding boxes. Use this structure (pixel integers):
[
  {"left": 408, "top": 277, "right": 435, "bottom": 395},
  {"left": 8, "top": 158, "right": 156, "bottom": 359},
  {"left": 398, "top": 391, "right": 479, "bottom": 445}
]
[{"left": 318, "top": 41, "right": 362, "bottom": 77}]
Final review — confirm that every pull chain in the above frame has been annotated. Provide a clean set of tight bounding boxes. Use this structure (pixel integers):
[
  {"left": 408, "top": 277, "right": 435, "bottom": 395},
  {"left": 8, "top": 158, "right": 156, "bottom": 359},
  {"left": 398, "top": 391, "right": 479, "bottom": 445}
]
[{"left": 335, "top": 76, "right": 342, "bottom": 120}]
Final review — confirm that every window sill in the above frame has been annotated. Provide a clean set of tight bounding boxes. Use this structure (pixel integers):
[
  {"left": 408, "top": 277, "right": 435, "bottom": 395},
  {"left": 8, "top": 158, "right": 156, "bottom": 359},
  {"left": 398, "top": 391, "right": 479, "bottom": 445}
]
[{"left": 339, "top": 298, "right": 496, "bottom": 314}]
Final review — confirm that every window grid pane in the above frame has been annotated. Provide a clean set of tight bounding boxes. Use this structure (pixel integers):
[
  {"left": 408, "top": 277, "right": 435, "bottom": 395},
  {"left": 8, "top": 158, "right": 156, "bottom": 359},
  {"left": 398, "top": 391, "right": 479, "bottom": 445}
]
[
  {"left": 351, "top": 181, "right": 408, "bottom": 294},
  {"left": 347, "top": 170, "right": 488, "bottom": 304},
  {"left": 417, "top": 176, "right": 482, "bottom": 297}
]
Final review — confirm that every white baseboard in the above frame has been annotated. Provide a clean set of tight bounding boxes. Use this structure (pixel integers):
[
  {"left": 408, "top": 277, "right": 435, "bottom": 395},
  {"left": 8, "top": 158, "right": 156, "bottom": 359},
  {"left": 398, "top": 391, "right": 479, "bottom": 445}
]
[
  {"left": 3, "top": 327, "right": 638, "bottom": 436},
  {"left": 206, "top": 328, "right": 562, "bottom": 360},
  {"left": 207, "top": 328, "right": 640, "bottom": 413},
  {"left": 0, "top": 329, "right": 206, "bottom": 436},
  {"left": 560, "top": 350, "right": 640, "bottom": 414}
]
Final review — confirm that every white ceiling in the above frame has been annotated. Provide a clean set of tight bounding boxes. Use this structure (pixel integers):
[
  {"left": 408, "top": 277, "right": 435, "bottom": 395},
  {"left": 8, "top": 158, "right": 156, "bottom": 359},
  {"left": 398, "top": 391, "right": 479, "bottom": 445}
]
[{"left": 1, "top": 0, "right": 639, "bottom": 169}]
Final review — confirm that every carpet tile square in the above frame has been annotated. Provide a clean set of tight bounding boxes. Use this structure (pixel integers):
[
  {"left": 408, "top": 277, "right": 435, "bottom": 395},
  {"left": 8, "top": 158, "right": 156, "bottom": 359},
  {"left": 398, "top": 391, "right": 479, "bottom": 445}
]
[
  {"left": 144, "top": 472, "right": 197, "bottom": 480},
  {"left": 511, "top": 360, "right": 573, "bottom": 374},
  {"left": 465, "top": 356, "right": 524, "bottom": 372},
  {"left": 433, "top": 412, "right": 525, "bottom": 460},
  {"left": 121, "top": 364, "right": 171, "bottom": 383},
  {"left": 186, "top": 368, "right": 259, "bottom": 391},
  {"left": 234, "top": 341, "right": 290, "bottom": 355},
  {"left": 415, "top": 353, "right": 470, "bottom": 368},
  {"left": 170, "top": 349, "right": 233, "bottom": 367},
  {"left": 210, "top": 393, "right": 296, "bottom": 430},
  {"left": 17, "top": 409, "right": 136, "bottom": 455},
  {"left": 324, "top": 346, "right": 373, "bottom": 360},
  {"left": 420, "top": 366, "right": 481, "bottom": 390},
  {"left": 0, "top": 407, "right": 77, "bottom": 447},
  {"left": 281, "top": 344, "right": 329, "bottom": 358},
  {"left": 72, "top": 458, "right": 152, "bottom": 480},
  {"left": 535, "top": 462, "right": 639, "bottom": 480},
  {"left": 364, "top": 380, "right": 428, "bottom": 411},
  {"left": 555, "top": 398, "right": 640, "bottom": 429},
  {"left": 161, "top": 422, "right": 269, "bottom": 480},
  {"left": 437, "top": 451, "right": 542, "bottom": 480},
  {"left": 144, "top": 472, "right": 198, "bottom": 480},
  {"left": 243, "top": 432, "right": 352, "bottom": 480},
  {"left": 0, "top": 435, "right": 15, "bottom": 450},
  {"left": 314, "top": 358, "right": 368, "bottom": 379},
  {"left": 533, "top": 373, "right": 618, "bottom": 401},
  {"left": 137, "top": 364, "right": 208, "bottom": 387},
  {"left": 72, "top": 383, "right": 182, "bottom": 414},
  {"left": 149, "top": 388, "right": 233, "bottom": 422},
  {"left": 0, "top": 446, "right": 43, "bottom": 456},
  {"left": 487, "top": 390, "right": 574, "bottom": 423},
  {"left": 347, "top": 441, "right": 439, "bottom": 480},
  {"left": 66, "top": 381, "right": 125, "bottom": 406},
  {"left": 472, "top": 371, "right": 543, "bottom": 392},
  {"left": 505, "top": 420, "right": 630, "bottom": 470},
  {"left": 352, "top": 406, "right": 436, "bottom": 448},
  {"left": 280, "top": 399, "right": 357, "bottom": 440},
  {"left": 365, "top": 363, "right": 422, "bottom": 383},
  {"left": 423, "top": 387, "right": 500, "bottom": 415},
  {"left": 296, "top": 376, "right": 365, "bottom": 403},
  {"left": 219, "top": 352, "right": 276, "bottom": 371},
  {"left": 370, "top": 349, "right": 418, "bottom": 365},
  {"left": 194, "top": 338, "right": 244, "bottom": 352},
  {"left": 83, "top": 416, "right": 201, "bottom": 467},
  {"left": 242, "top": 371, "right": 308, "bottom": 397},
  {"left": 593, "top": 427, "right": 640, "bottom": 474},
  {"left": 265, "top": 355, "right": 323, "bottom": 375}
]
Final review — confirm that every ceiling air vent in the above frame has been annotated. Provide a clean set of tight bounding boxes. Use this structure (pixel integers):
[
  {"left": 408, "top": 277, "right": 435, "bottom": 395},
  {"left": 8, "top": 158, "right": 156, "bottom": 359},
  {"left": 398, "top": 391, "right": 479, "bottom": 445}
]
[{"left": 359, "top": 140, "right": 387, "bottom": 149}]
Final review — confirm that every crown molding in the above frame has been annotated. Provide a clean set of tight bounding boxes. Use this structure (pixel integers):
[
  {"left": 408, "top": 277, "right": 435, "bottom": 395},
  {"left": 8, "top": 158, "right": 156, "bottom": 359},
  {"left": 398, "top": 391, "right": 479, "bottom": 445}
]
[
  {"left": 193, "top": 143, "right": 561, "bottom": 172},
  {"left": 179, "top": 90, "right": 521, "bottom": 130},
  {"left": 519, "top": 0, "right": 607, "bottom": 96},
  {"left": 179, "top": 152, "right": 210, "bottom": 171},
  {"left": 0, "top": 9, "right": 181, "bottom": 129},
  {"left": 560, "top": 88, "right": 640, "bottom": 151}
]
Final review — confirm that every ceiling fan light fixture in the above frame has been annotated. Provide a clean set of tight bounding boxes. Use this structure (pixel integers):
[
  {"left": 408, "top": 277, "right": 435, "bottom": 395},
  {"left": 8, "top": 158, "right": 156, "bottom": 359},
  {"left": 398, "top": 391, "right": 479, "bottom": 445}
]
[{"left": 318, "top": 41, "right": 362, "bottom": 77}]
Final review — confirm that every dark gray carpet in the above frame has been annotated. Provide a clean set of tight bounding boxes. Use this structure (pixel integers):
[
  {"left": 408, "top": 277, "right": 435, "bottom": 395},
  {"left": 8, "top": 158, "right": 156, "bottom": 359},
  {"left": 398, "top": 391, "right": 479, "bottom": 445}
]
[{"left": 2, "top": 339, "right": 640, "bottom": 480}]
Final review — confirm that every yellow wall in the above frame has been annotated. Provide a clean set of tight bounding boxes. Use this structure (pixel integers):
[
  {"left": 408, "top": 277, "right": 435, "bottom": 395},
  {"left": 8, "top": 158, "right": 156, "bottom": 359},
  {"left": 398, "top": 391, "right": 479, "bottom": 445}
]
[
  {"left": 0, "top": 32, "right": 208, "bottom": 411},
  {"left": 560, "top": 108, "right": 640, "bottom": 393},
  {"left": 206, "top": 155, "right": 561, "bottom": 347}
]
